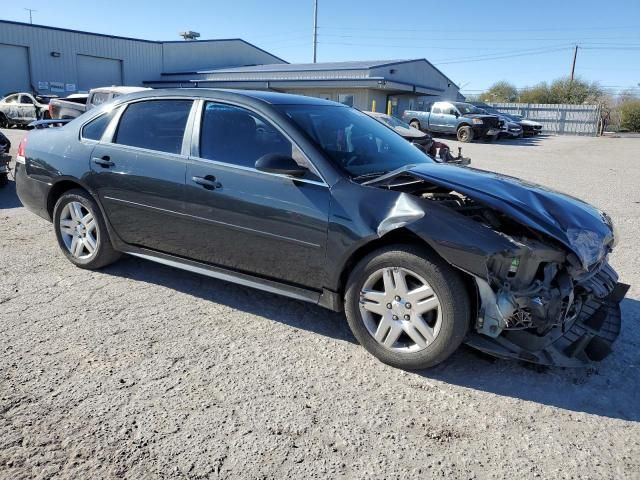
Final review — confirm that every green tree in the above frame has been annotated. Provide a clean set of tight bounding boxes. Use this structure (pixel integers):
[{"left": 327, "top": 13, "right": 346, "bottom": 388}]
[
  {"left": 548, "top": 77, "right": 603, "bottom": 104},
  {"left": 619, "top": 99, "right": 640, "bottom": 132},
  {"left": 519, "top": 82, "right": 551, "bottom": 104},
  {"left": 479, "top": 81, "right": 519, "bottom": 103}
]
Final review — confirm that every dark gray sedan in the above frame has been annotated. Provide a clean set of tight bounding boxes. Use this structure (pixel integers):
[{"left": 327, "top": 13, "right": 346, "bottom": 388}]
[{"left": 14, "top": 89, "right": 627, "bottom": 369}]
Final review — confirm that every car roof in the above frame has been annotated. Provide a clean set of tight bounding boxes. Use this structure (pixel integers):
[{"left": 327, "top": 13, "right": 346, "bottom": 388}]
[
  {"left": 91, "top": 86, "right": 151, "bottom": 94},
  {"left": 120, "top": 88, "right": 345, "bottom": 107}
]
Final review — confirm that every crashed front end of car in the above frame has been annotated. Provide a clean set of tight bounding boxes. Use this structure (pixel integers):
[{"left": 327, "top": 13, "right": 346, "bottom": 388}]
[{"left": 364, "top": 164, "right": 629, "bottom": 367}]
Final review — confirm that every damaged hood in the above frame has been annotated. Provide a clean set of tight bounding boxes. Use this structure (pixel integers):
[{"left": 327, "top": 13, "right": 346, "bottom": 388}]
[{"left": 403, "top": 164, "right": 615, "bottom": 267}]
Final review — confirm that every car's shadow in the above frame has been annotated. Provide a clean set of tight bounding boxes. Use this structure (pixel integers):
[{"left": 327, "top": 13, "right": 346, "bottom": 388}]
[
  {"left": 0, "top": 170, "right": 22, "bottom": 210},
  {"left": 104, "top": 256, "right": 640, "bottom": 422},
  {"left": 434, "top": 134, "right": 547, "bottom": 147}
]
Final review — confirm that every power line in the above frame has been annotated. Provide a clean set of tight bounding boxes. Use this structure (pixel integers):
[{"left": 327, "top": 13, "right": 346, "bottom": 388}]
[
  {"left": 317, "top": 25, "right": 640, "bottom": 34},
  {"left": 318, "top": 32, "right": 640, "bottom": 42}
]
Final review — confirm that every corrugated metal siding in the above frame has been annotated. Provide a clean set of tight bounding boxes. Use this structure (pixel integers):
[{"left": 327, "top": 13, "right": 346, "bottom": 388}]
[
  {"left": 0, "top": 44, "right": 31, "bottom": 94},
  {"left": 0, "top": 22, "right": 288, "bottom": 96},
  {"left": 491, "top": 103, "right": 601, "bottom": 136},
  {"left": 0, "top": 22, "right": 161, "bottom": 94}
]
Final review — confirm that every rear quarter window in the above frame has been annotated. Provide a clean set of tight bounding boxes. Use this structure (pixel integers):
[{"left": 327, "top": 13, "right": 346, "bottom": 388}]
[
  {"left": 114, "top": 100, "right": 193, "bottom": 154},
  {"left": 81, "top": 109, "right": 118, "bottom": 141}
]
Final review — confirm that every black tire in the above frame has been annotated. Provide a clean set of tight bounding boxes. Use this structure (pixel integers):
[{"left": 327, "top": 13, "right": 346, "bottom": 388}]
[
  {"left": 0, "top": 114, "right": 9, "bottom": 129},
  {"left": 409, "top": 120, "right": 421, "bottom": 130},
  {"left": 457, "top": 126, "right": 474, "bottom": 143},
  {"left": 0, "top": 173, "right": 8, "bottom": 187},
  {"left": 53, "top": 189, "right": 121, "bottom": 269},
  {"left": 344, "top": 244, "right": 470, "bottom": 370}
]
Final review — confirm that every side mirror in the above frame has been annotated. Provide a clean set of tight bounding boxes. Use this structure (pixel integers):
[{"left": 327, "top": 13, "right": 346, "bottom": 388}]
[
  {"left": 453, "top": 111, "right": 460, "bottom": 118},
  {"left": 255, "top": 153, "right": 307, "bottom": 177}
]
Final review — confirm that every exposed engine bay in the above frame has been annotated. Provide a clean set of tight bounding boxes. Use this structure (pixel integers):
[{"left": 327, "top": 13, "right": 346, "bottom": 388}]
[{"left": 365, "top": 167, "right": 630, "bottom": 367}]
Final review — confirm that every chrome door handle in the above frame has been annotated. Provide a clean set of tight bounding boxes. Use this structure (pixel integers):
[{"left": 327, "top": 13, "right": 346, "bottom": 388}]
[
  {"left": 92, "top": 156, "right": 114, "bottom": 167},
  {"left": 192, "top": 175, "right": 221, "bottom": 190}
]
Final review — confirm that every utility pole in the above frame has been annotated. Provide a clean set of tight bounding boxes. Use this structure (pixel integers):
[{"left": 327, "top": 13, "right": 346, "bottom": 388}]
[
  {"left": 313, "top": 0, "right": 318, "bottom": 63},
  {"left": 570, "top": 45, "right": 578, "bottom": 82},
  {"left": 24, "top": 8, "right": 36, "bottom": 24}
]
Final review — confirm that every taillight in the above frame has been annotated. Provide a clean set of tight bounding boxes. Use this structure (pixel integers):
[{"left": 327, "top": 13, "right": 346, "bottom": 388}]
[
  {"left": 16, "top": 136, "right": 27, "bottom": 164},
  {"left": 48, "top": 103, "right": 53, "bottom": 117}
]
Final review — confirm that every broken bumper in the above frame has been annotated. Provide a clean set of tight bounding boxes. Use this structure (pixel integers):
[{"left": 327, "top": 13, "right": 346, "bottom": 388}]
[{"left": 465, "top": 282, "right": 630, "bottom": 367}]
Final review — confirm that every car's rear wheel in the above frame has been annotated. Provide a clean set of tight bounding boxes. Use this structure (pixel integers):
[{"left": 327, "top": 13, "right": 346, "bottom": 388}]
[
  {"left": 457, "top": 126, "right": 474, "bottom": 142},
  {"left": 53, "top": 189, "right": 121, "bottom": 269},
  {"left": 0, "top": 114, "right": 9, "bottom": 128},
  {"left": 409, "top": 120, "right": 421, "bottom": 130},
  {"left": 344, "top": 245, "right": 470, "bottom": 369}
]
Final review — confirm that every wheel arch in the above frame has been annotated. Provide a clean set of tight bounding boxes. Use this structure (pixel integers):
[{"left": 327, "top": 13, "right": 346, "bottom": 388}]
[
  {"left": 336, "top": 229, "right": 447, "bottom": 294},
  {"left": 47, "top": 177, "right": 99, "bottom": 219},
  {"left": 334, "top": 228, "right": 478, "bottom": 320}
]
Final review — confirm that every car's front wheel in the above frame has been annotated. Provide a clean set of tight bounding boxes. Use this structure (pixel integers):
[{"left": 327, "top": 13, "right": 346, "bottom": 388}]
[
  {"left": 457, "top": 126, "right": 474, "bottom": 142},
  {"left": 344, "top": 245, "right": 470, "bottom": 369},
  {"left": 53, "top": 189, "right": 121, "bottom": 269}
]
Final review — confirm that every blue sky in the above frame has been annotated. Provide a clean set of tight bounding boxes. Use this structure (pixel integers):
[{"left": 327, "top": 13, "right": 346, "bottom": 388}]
[{"left": 3, "top": 0, "right": 639, "bottom": 95}]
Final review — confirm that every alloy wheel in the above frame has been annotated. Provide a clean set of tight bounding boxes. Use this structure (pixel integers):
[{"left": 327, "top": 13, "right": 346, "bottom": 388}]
[
  {"left": 359, "top": 267, "right": 441, "bottom": 353},
  {"left": 59, "top": 201, "right": 99, "bottom": 259}
]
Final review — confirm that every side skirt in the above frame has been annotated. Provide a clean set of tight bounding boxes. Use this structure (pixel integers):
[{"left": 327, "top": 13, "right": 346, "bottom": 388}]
[{"left": 122, "top": 246, "right": 342, "bottom": 311}]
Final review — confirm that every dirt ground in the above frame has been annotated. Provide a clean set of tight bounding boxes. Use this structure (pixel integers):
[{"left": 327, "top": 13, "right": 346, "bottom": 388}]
[{"left": 1, "top": 129, "right": 639, "bottom": 479}]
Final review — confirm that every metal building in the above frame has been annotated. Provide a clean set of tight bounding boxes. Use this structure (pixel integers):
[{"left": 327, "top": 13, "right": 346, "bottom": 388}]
[
  {"left": 145, "top": 60, "right": 462, "bottom": 113},
  {"left": 0, "top": 20, "right": 462, "bottom": 112},
  {"left": 0, "top": 20, "right": 286, "bottom": 96}
]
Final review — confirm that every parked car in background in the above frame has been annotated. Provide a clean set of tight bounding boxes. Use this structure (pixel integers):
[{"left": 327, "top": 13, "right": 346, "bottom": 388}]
[
  {"left": 402, "top": 102, "right": 502, "bottom": 142},
  {"left": 48, "top": 86, "right": 150, "bottom": 119},
  {"left": 364, "top": 111, "right": 470, "bottom": 165},
  {"left": 481, "top": 110, "right": 523, "bottom": 139},
  {"left": 14, "top": 89, "right": 627, "bottom": 369},
  {"left": 471, "top": 102, "right": 543, "bottom": 136},
  {"left": 0, "top": 93, "right": 57, "bottom": 128}
]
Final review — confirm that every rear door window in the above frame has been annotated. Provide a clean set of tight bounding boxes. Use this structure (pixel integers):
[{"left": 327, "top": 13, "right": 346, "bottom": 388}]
[{"left": 115, "top": 100, "right": 193, "bottom": 154}]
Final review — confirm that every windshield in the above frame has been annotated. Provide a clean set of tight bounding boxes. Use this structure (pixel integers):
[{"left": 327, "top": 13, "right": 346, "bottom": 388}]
[
  {"left": 278, "top": 105, "right": 433, "bottom": 178},
  {"left": 454, "top": 103, "right": 485, "bottom": 115},
  {"left": 377, "top": 114, "right": 412, "bottom": 129}
]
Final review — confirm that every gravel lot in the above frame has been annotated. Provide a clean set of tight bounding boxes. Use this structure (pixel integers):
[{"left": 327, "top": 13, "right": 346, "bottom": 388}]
[{"left": 1, "top": 129, "right": 639, "bottom": 479}]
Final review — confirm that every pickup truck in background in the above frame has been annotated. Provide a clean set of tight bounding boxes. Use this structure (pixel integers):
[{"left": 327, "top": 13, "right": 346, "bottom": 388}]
[
  {"left": 401, "top": 101, "right": 502, "bottom": 142},
  {"left": 48, "top": 86, "right": 150, "bottom": 119}
]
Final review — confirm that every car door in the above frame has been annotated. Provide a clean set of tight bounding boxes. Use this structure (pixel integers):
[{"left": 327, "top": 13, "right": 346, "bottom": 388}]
[
  {"left": 85, "top": 98, "right": 194, "bottom": 253},
  {"left": 18, "top": 94, "right": 38, "bottom": 123},
  {"left": 429, "top": 105, "right": 445, "bottom": 132},
  {"left": 440, "top": 103, "right": 459, "bottom": 134},
  {"left": 182, "top": 100, "right": 330, "bottom": 289}
]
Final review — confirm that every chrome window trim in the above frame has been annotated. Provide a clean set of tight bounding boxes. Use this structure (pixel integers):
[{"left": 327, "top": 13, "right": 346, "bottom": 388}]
[
  {"left": 78, "top": 105, "right": 124, "bottom": 144},
  {"left": 98, "top": 97, "right": 195, "bottom": 153},
  {"left": 191, "top": 98, "right": 329, "bottom": 187}
]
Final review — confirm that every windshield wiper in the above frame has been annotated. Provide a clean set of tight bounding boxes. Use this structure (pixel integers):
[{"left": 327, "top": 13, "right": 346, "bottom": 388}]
[
  {"left": 358, "top": 164, "right": 418, "bottom": 186},
  {"left": 352, "top": 171, "right": 391, "bottom": 182}
]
